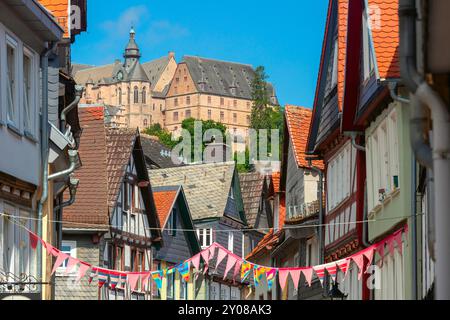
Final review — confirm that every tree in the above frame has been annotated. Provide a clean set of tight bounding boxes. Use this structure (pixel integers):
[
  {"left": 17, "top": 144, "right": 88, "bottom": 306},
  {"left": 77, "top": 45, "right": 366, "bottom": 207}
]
[{"left": 143, "top": 124, "right": 179, "bottom": 148}]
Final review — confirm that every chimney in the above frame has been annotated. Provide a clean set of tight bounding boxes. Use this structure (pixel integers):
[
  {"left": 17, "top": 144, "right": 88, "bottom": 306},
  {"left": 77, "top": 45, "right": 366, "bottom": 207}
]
[
  {"left": 168, "top": 51, "right": 175, "bottom": 59},
  {"left": 203, "top": 136, "right": 232, "bottom": 164}
]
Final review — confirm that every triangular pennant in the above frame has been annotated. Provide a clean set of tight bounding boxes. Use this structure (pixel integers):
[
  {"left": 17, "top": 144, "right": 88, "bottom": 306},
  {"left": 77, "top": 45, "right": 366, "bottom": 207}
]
[
  {"left": 151, "top": 270, "right": 163, "bottom": 290},
  {"left": 141, "top": 272, "right": 151, "bottom": 291},
  {"left": 393, "top": 231, "right": 403, "bottom": 256},
  {"left": 200, "top": 249, "right": 210, "bottom": 264},
  {"left": 177, "top": 262, "right": 191, "bottom": 282},
  {"left": 301, "top": 268, "right": 314, "bottom": 287},
  {"left": 127, "top": 273, "right": 140, "bottom": 292},
  {"left": 76, "top": 263, "right": 91, "bottom": 283},
  {"left": 64, "top": 257, "right": 79, "bottom": 275},
  {"left": 233, "top": 260, "right": 242, "bottom": 282},
  {"left": 253, "top": 266, "right": 266, "bottom": 287},
  {"left": 351, "top": 254, "right": 365, "bottom": 280},
  {"left": 376, "top": 243, "right": 385, "bottom": 267},
  {"left": 335, "top": 258, "right": 350, "bottom": 277},
  {"left": 387, "top": 236, "right": 396, "bottom": 258},
  {"left": 209, "top": 245, "right": 217, "bottom": 261},
  {"left": 323, "top": 262, "right": 338, "bottom": 282},
  {"left": 290, "top": 269, "right": 302, "bottom": 290},
  {"left": 278, "top": 269, "right": 290, "bottom": 291},
  {"left": 215, "top": 248, "right": 227, "bottom": 272},
  {"left": 88, "top": 268, "right": 97, "bottom": 284},
  {"left": 191, "top": 254, "right": 201, "bottom": 271},
  {"left": 223, "top": 254, "right": 237, "bottom": 280},
  {"left": 312, "top": 265, "right": 326, "bottom": 286},
  {"left": 97, "top": 270, "right": 109, "bottom": 288},
  {"left": 363, "top": 247, "right": 375, "bottom": 266},
  {"left": 265, "top": 268, "right": 277, "bottom": 290},
  {"left": 51, "top": 251, "right": 69, "bottom": 275},
  {"left": 29, "top": 231, "right": 39, "bottom": 250},
  {"left": 241, "top": 261, "right": 252, "bottom": 282},
  {"left": 109, "top": 272, "right": 123, "bottom": 289},
  {"left": 44, "top": 242, "right": 57, "bottom": 256}
]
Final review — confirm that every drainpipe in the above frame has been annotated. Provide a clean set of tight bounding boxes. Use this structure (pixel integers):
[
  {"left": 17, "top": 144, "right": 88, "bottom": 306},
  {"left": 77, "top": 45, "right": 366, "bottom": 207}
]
[
  {"left": 37, "top": 41, "right": 56, "bottom": 297},
  {"left": 53, "top": 176, "right": 79, "bottom": 211},
  {"left": 47, "top": 149, "right": 78, "bottom": 180},
  {"left": 308, "top": 160, "right": 324, "bottom": 264},
  {"left": 411, "top": 155, "right": 418, "bottom": 300},
  {"left": 345, "top": 132, "right": 365, "bottom": 152},
  {"left": 400, "top": 0, "right": 450, "bottom": 299}
]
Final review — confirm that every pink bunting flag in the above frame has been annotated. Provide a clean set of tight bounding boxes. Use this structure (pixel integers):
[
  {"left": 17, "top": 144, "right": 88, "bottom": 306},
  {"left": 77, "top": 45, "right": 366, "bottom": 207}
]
[
  {"left": 363, "top": 247, "right": 375, "bottom": 266},
  {"left": 351, "top": 253, "right": 365, "bottom": 280},
  {"left": 223, "top": 254, "right": 237, "bottom": 280},
  {"left": 215, "top": 248, "right": 227, "bottom": 272},
  {"left": 64, "top": 257, "right": 79, "bottom": 274},
  {"left": 141, "top": 272, "right": 151, "bottom": 291},
  {"left": 393, "top": 231, "right": 403, "bottom": 256},
  {"left": 301, "top": 268, "right": 314, "bottom": 287},
  {"left": 323, "top": 262, "right": 338, "bottom": 282},
  {"left": 290, "top": 269, "right": 301, "bottom": 291},
  {"left": 335, "top": 258, "right": 349, "bottom": 277},
  {"left": 278, "top": 269, "right": 290, "bottom": 291},
  {"left": 76, "top": 263, "right": 91, "bottom": 283},
  {"left": 376, "top": 243, "right": 385, "bottom": 267},
  {"left": 233, "top": 259, "right": 242, "bottom": 282},
  {"left": 191, "top": 254, "right": 201, "bottom": 271},
  {"left": 127, "top": 273, "right": 141, "bottom": 292},
  {"left": 51, "top": 251, "right": 69, "bottom": 275},
  {"left": 209, "top": 245, "right": 217, "bottom": 261},
  {"left": 29, "top": 231, "right": 39, "bottom": 250},
  {"left": 312, "top": 265, "right": 326, "bottom": 286},
  {"left": 387, "top": 236, "right": 396, "bottom": 258},
  {"left": 44, "top": 242, "right": 57, "bottom": 256},
  {"left": 201, "top": 249, "right": 210, "bottom": 264}
]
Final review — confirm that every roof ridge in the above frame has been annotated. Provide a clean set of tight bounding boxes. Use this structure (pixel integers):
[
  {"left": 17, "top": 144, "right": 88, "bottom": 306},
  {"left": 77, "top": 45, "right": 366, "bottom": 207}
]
[{"left": 183, "top": 55, "right": 253, "bottom": 68}]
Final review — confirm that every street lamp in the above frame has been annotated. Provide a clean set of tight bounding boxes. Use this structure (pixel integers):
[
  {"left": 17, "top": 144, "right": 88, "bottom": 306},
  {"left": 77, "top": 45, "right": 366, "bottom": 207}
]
[{"left": 328, "top": 280, "right": 348, "bottom": 300}]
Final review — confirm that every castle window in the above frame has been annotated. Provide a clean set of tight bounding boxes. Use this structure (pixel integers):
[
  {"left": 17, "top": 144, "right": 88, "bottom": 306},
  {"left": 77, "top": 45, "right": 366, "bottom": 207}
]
[
  {"left": 207, "top": 96, "right": 211, "bottom": 105},
  {"left": 127, "top": 87, "right": 130, "bottom": 104},
  {"left": 220, "top": 111, "right": 225, "bottom": 122},
  {"left": 233, "top": 100, "right": 237, "bottom": 107},
  {"left": 134, "top": 86, "right": 139, "bottom": 103},
  {"left": 220, "top": 97, "right": 224, "bottom": 106},
  {"left": 207, "top": 109, "right": 212, "bottom": 120},
  {"left": 174, "top": 98, "right": 178, "bottom": 107},
  {"left": 233, "top": 113, "right": 237, "bottom": 123},
  {"left": 142, "top": 87, "right": 147, "bottom": 104},
  {"left": 143, "top": 118, "right": 148, "bottom": 127},
  {"left": 185, "top": 109, "right": 191, "bottom": 118},
  {"left": 118, "top": 88, "right": 122, "bottom": 105},
  {"left": 173, "top": 112, "right": 179, "bottom": 121},
  {"left": 186, "top": 96, "right": 191, "bottom": 105}
]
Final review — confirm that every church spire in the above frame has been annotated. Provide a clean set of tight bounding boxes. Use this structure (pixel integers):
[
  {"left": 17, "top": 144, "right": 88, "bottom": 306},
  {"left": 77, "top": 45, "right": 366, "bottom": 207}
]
[{"left": 123, "top": 26, "right": 141, "bottom": 68}]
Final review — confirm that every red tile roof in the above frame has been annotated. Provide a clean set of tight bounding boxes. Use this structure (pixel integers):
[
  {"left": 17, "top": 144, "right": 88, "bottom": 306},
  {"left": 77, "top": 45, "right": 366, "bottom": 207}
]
[
  {"left": 285, "top": 105, "right": 324, "bottom": 170},
  {"left": 245, "top": 228, "right": 283, "bottom": 261},
  {"left": 38, "top": 0, "right": 70, "bottom": 38},
  {"left": 337, "top": 0, "right": 349, "bottom": 111},
  {"left": 63, "top": 106, "right": 138, "bottom": 229},
  {"left": 367, "top": 0, "right": 400, "bottom": 79},
  {"left": 63, "top": 107, "right": 109, "bottom": 229},
  {"left": 271, "top": 172, "right": 280, "bottom": 193},
  {"left": 279, "top": 195, "right": 286, "bottom": 229},
  {"left": 153, "top": 190, "right": 178, "bottom": 228}
]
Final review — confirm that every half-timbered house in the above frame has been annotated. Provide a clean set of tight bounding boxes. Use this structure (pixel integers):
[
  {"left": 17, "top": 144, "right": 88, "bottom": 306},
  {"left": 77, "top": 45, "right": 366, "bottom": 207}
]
[
  {"left": 55, "top": 106, "right": 161, "bottom": 300},
  {"left": 148, "top": 162, "right": 247, "bottom": 300},
  {"left": 306, "top": 0, "right": 366, "bottom": 300}
]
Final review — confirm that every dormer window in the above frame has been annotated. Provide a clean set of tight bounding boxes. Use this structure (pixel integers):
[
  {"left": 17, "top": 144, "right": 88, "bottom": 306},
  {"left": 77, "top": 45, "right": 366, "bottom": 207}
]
[{"left": 363, "top": 7, "right": 375, "bottom": 81}]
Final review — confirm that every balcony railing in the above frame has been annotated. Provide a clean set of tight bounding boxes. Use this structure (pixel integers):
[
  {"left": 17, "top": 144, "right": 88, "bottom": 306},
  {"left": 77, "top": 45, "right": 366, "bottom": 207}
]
[
  {"left": 0, "top": 269, "right": 42, "bottom": 294},
  {"left": 286, "top": 200, "right": 321, "bottom": 223}
]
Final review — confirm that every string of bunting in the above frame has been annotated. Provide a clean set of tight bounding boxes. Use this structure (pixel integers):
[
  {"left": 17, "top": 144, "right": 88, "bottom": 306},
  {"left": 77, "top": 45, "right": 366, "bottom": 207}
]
[{"left": 26, "top": 224, "right": 407, "bottom": 293}]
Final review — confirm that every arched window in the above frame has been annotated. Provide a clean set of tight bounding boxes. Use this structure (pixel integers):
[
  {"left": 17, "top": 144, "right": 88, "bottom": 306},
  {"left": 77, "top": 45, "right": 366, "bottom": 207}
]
[
  {"left": 142, "top": 87, "right": 147, "bottom": 104},
  {"left": 118, "top": 88, "right": 122, "bottom": 105},
  {"left": 143, "top": 118, "right": 148, "bottom": 127},
  {"left": 134, "top": 86, "right": 139, "bottom": 104},
  {"left": 127, "top": 87, "right": 130, "bottom": 104}
]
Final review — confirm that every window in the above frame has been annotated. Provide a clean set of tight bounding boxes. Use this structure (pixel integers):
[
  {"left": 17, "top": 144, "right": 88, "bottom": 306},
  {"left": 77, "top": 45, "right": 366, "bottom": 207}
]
[
  {"left": 246, "top": 101, "right": 251, "bottom": 109},
  {"left": 143, "top": 118, "right": 148, "bottom": 127},
  {"left": 246, "top": 115, "right": 250, "bottom": 125},
  {"left": 180, "top": 278, "right": 188, "bottom": 300},
  {"left": 167, "top": 208, "right": 177, "bottom": 236},
  {"left": 305, "top": 237, "right": 318, "bottom": 267},
  {"left": 219, "top": 111, "right": 224, "bottom": 122},
  {"left": 174, "top": 98, "right": 178, "bottom": 107},
  {"left": 142, "top": 87, "right": 146, "bottom": 104},
  {"left": 22, "top": 49, "right": 35, "bottom": 133},
  {"left": 233, "top": 113, "right": 237, "bottom": 123},
  {"left": 197, "top": 228, "right": 212, "bottom": 248},
  {"left": 207, "top": 96, "right": 212, "bottom": 105},
  {"left": 186, "top": 96, "right": 191, "bottom": 105},
  {"left": 6, "top": 36, "right": 18, "bottom": 126},
  {"left": 228, "top": 232, "right": 234, "bottom": 253},
  {"left": 185, "top": 109, "right": 191, "bottom": 118},
  {"left": 134, "top": 86, "right": 139, "bottom": 103},
  {"left": 367, "top": 108, "right": 400, "bottom": 211},
  {"left": 175, "top": 77, "right": 179, "bottom": 83},
  {"left": 127, "top": 87, "right": 130, "bottom": 104},
  {"left": 174, "top": 86, "right": 178, "bottom": 94},
  {"left": 220, "top": 97, "right": 224, "bottom": 106},
  {"left": 152, "top": 103, "right": 155, "bottom": 111},
  {"left": 117, "top": 87, "right": 122, "bottom": 105},
  {"left": 207, "top": 109, "right": 212, "bottom": 120},
  {"left": 362, "top": 7, "right": 375, "bottom": 81},
  {"left": 167, "top": 271, "right": 175, "bottom": 299},
  {"left": 115, "top": 246, "right": 123, "bottom": 271},
  {"left": 233, "top": 100, "right": 237, "bottom": 107},
  {"left": 59, "top": 241, "right": 77, "bottom": 273},
  {"left": 173, "top": 112, "right": 179, "bottom": 122}
]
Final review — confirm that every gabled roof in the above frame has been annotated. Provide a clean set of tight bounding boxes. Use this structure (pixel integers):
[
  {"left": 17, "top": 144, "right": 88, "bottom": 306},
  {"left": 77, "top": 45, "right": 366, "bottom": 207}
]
[
  {"left": 142, "top": 56, "right": 171, "bottom": 91},
  {"left": 140, "top": 134, "right": 183, "bottom": 169},
  {"left": 307, "top": 0, "right": 349, "bottom": 154},
  {"left": 367, "top": 0, "right": 400, "bottom": 79},
  {"left": 285, "top": 105, "right": 324, "bottom": 170},
  {"left": 245, "top": 228, "right": 284, "bottom": 261},
  {"left": 239, "top": 172, "right": 267, "bottom": 228},
  {"left": 182, "top": 55, "right": 278, "bottom": 103},
  {"left": 148, "top": 162, "right": 240, "bottom": 221},
  {"left": 153, "top": 187, "right": 179, "bottom": 228}
]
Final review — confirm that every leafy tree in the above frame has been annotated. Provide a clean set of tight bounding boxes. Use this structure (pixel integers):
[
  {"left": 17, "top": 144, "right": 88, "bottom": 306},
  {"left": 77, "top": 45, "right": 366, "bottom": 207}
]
[
  {"left": 235, "top": 148, "right": 252, "bottom": 173},
  {"left": 143, "top": 124, "right": 179, "bottom": 148}
]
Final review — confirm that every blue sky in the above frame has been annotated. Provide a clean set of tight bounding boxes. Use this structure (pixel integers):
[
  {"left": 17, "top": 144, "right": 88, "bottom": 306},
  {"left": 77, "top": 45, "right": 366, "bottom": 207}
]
[{"left": 72, "top": 0, "right": 328, "bottom": 108}]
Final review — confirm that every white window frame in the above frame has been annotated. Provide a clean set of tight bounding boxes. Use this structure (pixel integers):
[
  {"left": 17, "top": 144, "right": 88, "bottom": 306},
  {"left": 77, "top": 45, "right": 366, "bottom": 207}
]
[
  {"left": 227, "top": 231, "right": 234, "bottom": 253},
  {"left": 5, "top": 33, "right": 19, "bottom": 129},
  {"left": 327, "top": 141, "right": 353, "bottom": 212},
  {"left": 22, "top": 46, "right": 38, "bottom": 137},
  {"left": 57, "top": 240, "right": 77, "bottom": 275},
  {"left": 197, "top": 228, "right": 212, "bottom": 249}
]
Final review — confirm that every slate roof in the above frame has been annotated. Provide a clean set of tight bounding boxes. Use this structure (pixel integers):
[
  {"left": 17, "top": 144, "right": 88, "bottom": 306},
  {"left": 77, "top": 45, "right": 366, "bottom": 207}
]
[
  {"left": 152, "top": 186, "right": 179, "bottom": 228},
  {"left": 142, "top": 57, "right": 171, "bottom": 90},
  {"left": 148, "top": 162, "right": 236, "bottom": 221},
  {"left": 285, "top": 105, "right": 324, "bottom": 170},
  {"left": 239, "top": 172, "right": 266, "bottom": 228},
  {"left": 183, "top": 55, "right": 278, "bottom": 103},
  {"left": 140, "top": 134, "right": 182, "bottom": 169},
  {"left": 63, "top": 106, "right": 137, "bottom": 229},
  {"left": 368, "top": 0, "right": 400, "bottom": 79}
]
